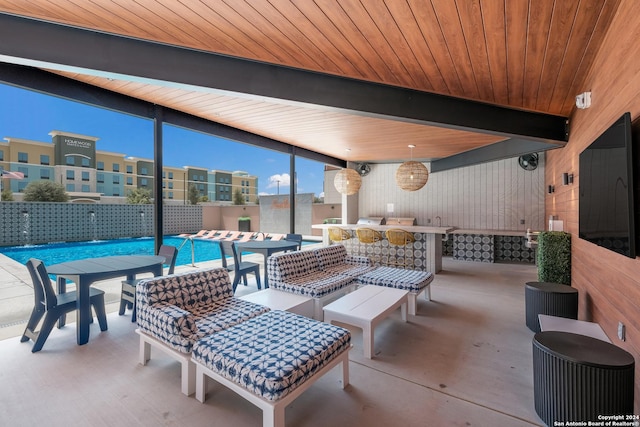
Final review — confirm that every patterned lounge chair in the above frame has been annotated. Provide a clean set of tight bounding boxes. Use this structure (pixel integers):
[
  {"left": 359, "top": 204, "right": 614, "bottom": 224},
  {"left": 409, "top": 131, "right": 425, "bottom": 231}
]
[
  {"left": 135, "top": 267, "right": 270, "bottom": 395},
  {"left": 192, "top": 310, "right": 352, "bottom": 427}
]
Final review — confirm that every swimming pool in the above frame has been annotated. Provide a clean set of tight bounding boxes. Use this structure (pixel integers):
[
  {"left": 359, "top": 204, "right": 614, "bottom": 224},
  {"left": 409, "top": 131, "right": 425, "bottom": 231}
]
[{"left": 0, "top": 236, "right": 222, "bottom": 268}]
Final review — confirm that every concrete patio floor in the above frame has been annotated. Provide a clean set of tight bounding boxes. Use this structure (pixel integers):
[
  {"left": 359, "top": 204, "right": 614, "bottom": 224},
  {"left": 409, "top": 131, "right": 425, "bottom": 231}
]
[{"left": 0, "top": 254, "right": 543, "bottom": 426}]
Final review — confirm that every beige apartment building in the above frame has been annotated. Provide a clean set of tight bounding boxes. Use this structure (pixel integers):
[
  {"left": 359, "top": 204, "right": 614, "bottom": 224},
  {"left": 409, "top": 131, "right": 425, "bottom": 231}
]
[{"left": 0, "top": 131, "right": 258, "bottom": 204}]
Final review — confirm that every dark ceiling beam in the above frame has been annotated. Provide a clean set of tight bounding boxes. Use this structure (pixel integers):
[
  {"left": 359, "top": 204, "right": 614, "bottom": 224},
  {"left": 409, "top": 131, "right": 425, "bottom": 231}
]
[
  {"left": 430, "top": 138, "right": 561, "bottom": 173},
  {"left": 0, "top": 61, "right": 155, "bottom": 119},
  {"left": 0, "top": 62, "right": 345, "bottom": 168},
  {"left": 0, "top": 12, "right": 568, "bottom": 144}
]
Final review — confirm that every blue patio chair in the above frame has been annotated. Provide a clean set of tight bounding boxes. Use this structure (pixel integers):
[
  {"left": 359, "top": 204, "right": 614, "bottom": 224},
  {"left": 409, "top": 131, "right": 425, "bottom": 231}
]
[
  {"left": 219, "top": 240, "right": 261, "bottom": 292},
  {"left": 285, "top": 233, "right": 303, "bottom": 251},
  {"left": 119, "top": 244, "right": 177, "bottom": 322},
  {"left": 21, "top": 258, "right": 108, "bottom": 352}
]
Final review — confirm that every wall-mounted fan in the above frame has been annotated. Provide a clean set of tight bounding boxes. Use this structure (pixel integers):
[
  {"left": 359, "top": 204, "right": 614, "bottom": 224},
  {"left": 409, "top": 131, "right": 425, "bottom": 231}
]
[
  {"left": 518, "top": 153, "right": 538, "bottom": 171},
  {"left": 356, "top": 163, "right": 371, "bottom": 176}
]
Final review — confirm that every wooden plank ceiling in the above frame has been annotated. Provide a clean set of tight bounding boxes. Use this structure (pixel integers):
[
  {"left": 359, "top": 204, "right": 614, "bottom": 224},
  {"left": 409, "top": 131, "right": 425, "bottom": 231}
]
[{"left": 0, "top": 0, "right": 622, "bottom": 165}]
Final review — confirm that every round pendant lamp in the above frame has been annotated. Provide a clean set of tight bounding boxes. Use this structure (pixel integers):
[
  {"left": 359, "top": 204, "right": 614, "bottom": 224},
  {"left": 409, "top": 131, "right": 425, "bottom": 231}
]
[
  {"left": 334, "top": 168, "right": 362, "bottom": 195},
  {"left": 396, "top": 145, "right": 429, "bottom": 191}
]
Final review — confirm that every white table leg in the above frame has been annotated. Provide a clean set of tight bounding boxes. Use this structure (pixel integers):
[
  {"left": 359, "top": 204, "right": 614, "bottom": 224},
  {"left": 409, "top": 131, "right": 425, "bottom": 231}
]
[
  {"left": 341, "top": 356, "right": 350, "bottom": 388},
  {"left": 363, "top": 323, "right": 373, "bottom": 359},
  {"left": 400, "top": 302, "right": 407, "bottom": 322}
]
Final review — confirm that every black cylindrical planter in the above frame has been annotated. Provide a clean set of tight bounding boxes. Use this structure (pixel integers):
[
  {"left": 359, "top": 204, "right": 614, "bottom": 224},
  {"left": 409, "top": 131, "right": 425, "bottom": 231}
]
[
  {"left": 525, "top": 282, "right": 578, "bottom": 332},
  {"left": 533, "top": 331, "right": 634, "bottom": 426}
]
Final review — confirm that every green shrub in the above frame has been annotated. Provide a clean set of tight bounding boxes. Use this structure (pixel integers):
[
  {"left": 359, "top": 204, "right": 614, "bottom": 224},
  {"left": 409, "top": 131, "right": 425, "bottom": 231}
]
[
  {"left": 537, "top": 231, "right": 571, "bottom": 285},
  {"left": 23, "top": 180, "right": 69, "bottom": 202}
]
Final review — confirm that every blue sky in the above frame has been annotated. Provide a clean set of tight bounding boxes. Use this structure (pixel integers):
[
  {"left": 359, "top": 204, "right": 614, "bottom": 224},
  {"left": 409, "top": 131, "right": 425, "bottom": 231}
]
[{"left": 0, "top": 83, "right": 326, "bottom": 197}]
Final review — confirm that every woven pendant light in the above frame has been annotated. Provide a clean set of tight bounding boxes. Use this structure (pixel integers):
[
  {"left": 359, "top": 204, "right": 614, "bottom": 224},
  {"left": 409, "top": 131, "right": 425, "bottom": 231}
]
[
  {"left": 334, "top": 168, "right": 362, "bottom": 195},
  {"left": 396, "top": 145, "right": 429, "bottom": 191}
]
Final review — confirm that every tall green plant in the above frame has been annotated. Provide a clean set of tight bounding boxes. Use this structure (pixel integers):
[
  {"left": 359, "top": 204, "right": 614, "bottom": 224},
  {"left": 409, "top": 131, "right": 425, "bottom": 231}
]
[{"left": 537, "top": 231, "right": 571, "bottom": 285}]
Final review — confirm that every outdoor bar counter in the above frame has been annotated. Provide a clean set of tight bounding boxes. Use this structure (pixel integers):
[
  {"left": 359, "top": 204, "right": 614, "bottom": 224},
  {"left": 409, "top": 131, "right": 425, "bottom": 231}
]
[
  {"left": 312, "top": 223, "right": 455, "bottom": 273},
  {"left": 449, "top": 229, "right": 533, "bottom": 264}
]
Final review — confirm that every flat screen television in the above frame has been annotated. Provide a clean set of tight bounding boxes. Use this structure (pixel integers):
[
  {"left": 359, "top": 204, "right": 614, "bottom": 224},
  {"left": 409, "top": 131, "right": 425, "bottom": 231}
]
[{"left": 579, "top": 112, "right": 637, "bottom": 258}]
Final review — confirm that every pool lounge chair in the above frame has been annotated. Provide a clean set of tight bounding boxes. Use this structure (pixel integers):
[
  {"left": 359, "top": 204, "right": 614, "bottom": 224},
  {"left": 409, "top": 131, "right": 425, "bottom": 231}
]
[
  {"left": 222, "top": 231, "right": 243, "bottom": 241},
  {"left": 178, "top": 229, "right": 208, "bottom": 238},
  {"left": 236, "top": 232, "right": 255, "bottom": 242},
  {"left": 199, "top": 230, "right": 219, "bottom": 239},
  {"left": 207, "top": 230, "right": 232, "bottom": 240}
]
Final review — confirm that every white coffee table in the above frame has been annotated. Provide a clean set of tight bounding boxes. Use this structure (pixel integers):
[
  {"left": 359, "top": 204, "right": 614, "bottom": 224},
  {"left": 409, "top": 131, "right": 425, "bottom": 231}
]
[
  {"left": 239, "top": 289, "right": 314, "bottom": 318},
  {"left": 323, "top": 285, "right": 409, "bottom": 358}
]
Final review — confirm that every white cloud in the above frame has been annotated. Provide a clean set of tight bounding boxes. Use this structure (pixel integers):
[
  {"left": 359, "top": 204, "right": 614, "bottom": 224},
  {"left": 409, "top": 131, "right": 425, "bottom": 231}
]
[{"left": 266, "top": 173, "right": 290, "bottom": 188}]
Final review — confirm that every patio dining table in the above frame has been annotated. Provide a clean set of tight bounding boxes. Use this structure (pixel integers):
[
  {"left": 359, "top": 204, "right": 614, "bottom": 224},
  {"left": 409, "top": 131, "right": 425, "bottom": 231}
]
[
  {"left": 235, "top": 240, "right": 299, "bottom": 288},
  {"left": 47, "top": 255, "right": 165, "bottom": 345}
]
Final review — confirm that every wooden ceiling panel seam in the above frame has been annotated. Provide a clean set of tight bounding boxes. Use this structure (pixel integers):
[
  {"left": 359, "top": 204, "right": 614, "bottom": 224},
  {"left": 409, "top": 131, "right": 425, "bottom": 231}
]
[
  {"left": 385, "top": 1, "right": 447, "bottom": 92},
  {"left": 534, "top": 0, "right": 581, "bottom": 113},
  {"left": 393, "top": 1, "right": 450, "bottom": 93},
  {"left": 120, "top": 0, "right": 207, "bottom": 48},
  {"left": 455, "top": 0, "right": 495, "bottom": 102},
  {"left": 292, "top": 0, "right": 386, "bottom": 82},
  {"left": 43, "top": 0, "right": 105, "bottom": 28},
  {"left": 366, "top": 1, "right": 434, "bottom": 89},
  {"left": 337, "top": 0, "right": 418, "bottom": 88},
  {"left": 522, "top": 0, "right": 554, "bottom": 111},
  {"left": 329, "top": 1, "right": 405, "bottom": 84},
  {"left": 504, "top": 0, "right": 529, "bottom": 108},
  {"left": 74, "top": 0, "right": 159, "bottom": 41},
  {"left": 247, "top": 0, "right": 361, "bottom": 77},
  {"left": 479, "top": 0, "right": 510, "bottom": 106},
  {"left": 191, "top": 0, "right": 300, "bottom": 66},
  {"left": 407, "top": 0, "right": 462, "bottom": 94},
  {"left": 168, "top": 1, "right": 275, "bottom": 59},
  {"left": 554, "top": 0, "right": 622, "bottom": 115},
  {"left": 0, "top": 0, "right": 51, "bottom": 20},
  {"left": 220, "top": 0, "right": 335, "bottom": 74},
  {"left": 430, "top": 0, "right": 481, "bottom": 100},
  {"left": 535, "top": 1, "right": 577, "bottom": 110}
]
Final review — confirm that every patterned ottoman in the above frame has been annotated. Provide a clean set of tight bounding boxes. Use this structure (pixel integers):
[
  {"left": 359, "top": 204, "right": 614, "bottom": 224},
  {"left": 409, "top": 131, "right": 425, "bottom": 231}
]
[
  {"left": 192, "top": 310, "right": 351, "bottom": 427},
  {"left": 356, "top": 266, "right": 434, "bottom": 315}
]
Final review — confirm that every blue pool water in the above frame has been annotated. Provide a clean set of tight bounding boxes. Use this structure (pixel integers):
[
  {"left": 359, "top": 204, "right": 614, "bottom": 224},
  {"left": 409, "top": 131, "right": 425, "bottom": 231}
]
[{"left": 0, "top": 236, "right": 222, "bottom": 267}]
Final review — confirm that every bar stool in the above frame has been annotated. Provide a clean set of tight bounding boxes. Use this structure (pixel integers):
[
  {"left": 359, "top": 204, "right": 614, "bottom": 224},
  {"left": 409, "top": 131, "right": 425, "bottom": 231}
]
[
  {"left": 355, "top": 228, "right": 383, "bottom": 265},
  {"left": 328, "top": 227, "right": 352, "bottom": 245},
  {"left": 385, "top": 228, "right": 416, "bottom": 268}
]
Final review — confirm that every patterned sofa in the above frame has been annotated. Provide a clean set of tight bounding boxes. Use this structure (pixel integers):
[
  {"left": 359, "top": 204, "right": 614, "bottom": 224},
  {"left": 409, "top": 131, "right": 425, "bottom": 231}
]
[
  {"left": 267, "top": 244, "right": 372, "bottom": 319},
  {"left": 135, "top": 267, "right": 270, "bottom": 395},
  {"left": 314, "top": 244, "right": 376, "bottom": 278},
  {"left": 269, "top": 244, "right": 436, "bottom": 317}
]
